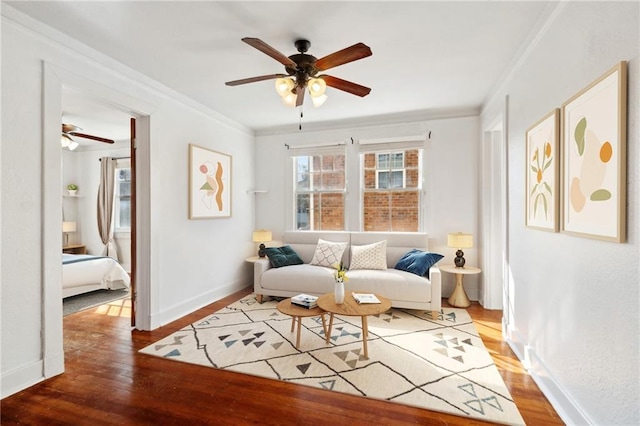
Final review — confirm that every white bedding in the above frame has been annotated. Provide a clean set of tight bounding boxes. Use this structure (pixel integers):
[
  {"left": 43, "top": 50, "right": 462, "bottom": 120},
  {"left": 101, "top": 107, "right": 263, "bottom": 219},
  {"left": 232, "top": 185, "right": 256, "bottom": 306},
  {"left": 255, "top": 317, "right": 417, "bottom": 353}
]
[{"left": 62, "top": 254, "right": 131, "bottom": 298}]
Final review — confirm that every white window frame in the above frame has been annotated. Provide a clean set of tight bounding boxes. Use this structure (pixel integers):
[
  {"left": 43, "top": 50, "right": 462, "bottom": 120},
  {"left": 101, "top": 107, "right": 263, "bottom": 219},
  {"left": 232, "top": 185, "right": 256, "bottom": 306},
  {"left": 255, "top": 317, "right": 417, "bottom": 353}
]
[
  {"left": 358, "top": 138, "right": 426, "bottom": 232},
  {"left": 114, "top": 159, "right": 131, "bottom": 232},
  {"left": 289, "top": 144, "right": 347, "bottom": 231}
]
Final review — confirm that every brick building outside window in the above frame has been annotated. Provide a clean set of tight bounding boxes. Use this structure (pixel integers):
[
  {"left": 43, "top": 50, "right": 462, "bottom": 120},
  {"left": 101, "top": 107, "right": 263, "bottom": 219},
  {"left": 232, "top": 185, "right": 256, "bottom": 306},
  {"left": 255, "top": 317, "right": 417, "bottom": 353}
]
[
  {"left": 294, "top": 153, "right": 345, "bottom": 230},
  {"left": 362, "top": 149, "right": 421, "bottom": 232}
]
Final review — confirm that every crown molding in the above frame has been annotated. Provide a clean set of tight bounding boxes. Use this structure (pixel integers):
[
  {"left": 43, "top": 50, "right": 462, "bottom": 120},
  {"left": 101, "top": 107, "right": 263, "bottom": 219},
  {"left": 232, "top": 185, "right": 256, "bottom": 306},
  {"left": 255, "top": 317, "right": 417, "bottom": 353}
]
[{"left": 1, "top": 4, "right": 254, "bottom": 137}]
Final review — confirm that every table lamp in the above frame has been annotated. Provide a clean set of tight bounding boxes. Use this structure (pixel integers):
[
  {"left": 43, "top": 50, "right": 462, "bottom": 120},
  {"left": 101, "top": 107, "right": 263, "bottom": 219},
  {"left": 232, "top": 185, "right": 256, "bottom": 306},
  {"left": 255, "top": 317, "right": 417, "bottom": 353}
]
[
  {"left": 63, "top": 221, "right": 77, "bottom": 246},
  {"left": 447, "top": 232, "right": 473, "bottom": 268},
  {"left": 252, "top": 229, "right": 272, "bottom": 257}
]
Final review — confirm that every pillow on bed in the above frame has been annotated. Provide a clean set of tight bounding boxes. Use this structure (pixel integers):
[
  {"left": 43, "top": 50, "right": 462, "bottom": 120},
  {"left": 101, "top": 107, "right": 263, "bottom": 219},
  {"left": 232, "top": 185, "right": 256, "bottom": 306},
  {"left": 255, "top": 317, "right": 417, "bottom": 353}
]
[
  {"left": 264, "top": 246, "right": 304, "bottom": 268},
  {"left": 310, "top": 239, "right": 347, "bottom": 268},
  {"left": 394, "top": 249, "right": 443, "bottom": 277},
  {"left": 350, "top": 240, "right": 387, "bottom": 270}
]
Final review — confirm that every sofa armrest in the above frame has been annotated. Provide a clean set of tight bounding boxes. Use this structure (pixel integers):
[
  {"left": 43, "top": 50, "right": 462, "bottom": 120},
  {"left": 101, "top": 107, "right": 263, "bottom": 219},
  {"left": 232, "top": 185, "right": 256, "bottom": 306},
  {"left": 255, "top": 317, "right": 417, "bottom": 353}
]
[
  {"left": 254, "top": 258, "right": 271, "bottom": 288},
  {"left": 429, "top": 266, "right": 442, "bottom": 312}
]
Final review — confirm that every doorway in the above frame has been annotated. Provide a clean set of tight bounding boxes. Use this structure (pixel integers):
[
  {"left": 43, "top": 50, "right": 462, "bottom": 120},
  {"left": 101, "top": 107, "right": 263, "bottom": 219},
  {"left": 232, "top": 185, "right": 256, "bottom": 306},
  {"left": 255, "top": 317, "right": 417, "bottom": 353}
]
[
  {"left": 61, "top": 88, "right": 135, "bottom": 321},
  {"left": 43, "top": 62, "right": 153, "bottom": 380}
]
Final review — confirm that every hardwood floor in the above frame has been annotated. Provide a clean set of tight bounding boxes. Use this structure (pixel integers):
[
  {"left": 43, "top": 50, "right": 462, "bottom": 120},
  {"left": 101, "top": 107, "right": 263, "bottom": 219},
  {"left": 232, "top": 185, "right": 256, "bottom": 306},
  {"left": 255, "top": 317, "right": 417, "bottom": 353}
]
[{"left": 1, "top": 287, "right": 563, "bottom": 425}]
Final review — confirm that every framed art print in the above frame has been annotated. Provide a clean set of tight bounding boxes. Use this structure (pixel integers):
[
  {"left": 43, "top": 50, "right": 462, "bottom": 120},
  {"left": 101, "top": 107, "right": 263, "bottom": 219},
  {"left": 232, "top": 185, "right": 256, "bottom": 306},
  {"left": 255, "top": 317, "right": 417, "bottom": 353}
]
[
  {"left": 526, "top": 109, "right": 559, "bottom": 231},
  {"left": 561, "top": 61, "right": 627, "bottom": 242},
  {"left": 189, "top": 144, "right": 232, "bottom": 219}
]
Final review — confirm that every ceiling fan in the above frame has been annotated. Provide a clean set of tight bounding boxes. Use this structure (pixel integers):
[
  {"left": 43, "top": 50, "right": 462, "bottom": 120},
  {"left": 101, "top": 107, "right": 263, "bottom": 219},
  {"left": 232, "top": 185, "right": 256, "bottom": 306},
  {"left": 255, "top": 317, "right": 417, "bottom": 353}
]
[
  {"left": 225, "top": 38, "right": 372, "bottom": 107},
  {"left": 61, "top": 123, "right": 115, "bottom": 150}
]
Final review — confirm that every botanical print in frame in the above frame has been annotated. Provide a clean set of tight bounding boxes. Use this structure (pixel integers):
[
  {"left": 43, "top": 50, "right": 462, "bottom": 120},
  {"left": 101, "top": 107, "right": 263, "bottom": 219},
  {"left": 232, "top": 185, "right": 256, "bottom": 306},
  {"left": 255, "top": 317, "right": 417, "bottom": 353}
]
[
  {"left": 561, "top": 61, "right": 627, "bottom": 242},
  {"left": 526, "top": 109, "right": 559, "bottom": 231},
  {"left": 189, "top": 144, "right": 232, "bottom": 219}
]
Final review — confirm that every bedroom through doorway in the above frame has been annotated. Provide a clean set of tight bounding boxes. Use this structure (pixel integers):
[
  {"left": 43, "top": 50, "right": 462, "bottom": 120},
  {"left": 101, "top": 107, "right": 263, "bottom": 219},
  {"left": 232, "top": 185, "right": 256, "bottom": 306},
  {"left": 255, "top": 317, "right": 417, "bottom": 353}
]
[{"left": 61, "top": 88, "right": 136, "bottom": 323}]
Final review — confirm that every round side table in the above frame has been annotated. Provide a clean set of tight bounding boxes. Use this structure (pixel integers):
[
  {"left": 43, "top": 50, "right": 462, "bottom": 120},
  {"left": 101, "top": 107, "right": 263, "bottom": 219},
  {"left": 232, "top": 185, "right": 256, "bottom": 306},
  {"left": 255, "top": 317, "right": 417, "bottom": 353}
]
[{"left": 440, "top": 264, "right": 481, "bottom": 308}]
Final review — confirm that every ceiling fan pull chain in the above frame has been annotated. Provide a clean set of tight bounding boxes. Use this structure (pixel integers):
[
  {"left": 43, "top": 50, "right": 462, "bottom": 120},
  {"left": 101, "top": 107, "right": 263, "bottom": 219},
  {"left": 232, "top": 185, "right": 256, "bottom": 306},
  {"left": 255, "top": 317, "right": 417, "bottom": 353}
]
[{"left": 299, "top": 109, "right": 304, "bottom": 131}]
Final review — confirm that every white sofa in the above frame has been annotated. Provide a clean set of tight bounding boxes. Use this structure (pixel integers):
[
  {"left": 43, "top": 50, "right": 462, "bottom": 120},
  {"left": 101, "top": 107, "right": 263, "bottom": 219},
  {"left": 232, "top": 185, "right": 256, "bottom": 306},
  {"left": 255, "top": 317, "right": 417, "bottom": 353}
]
[{"left": 254, "top": 231, "right": 441, "bottom": 313}]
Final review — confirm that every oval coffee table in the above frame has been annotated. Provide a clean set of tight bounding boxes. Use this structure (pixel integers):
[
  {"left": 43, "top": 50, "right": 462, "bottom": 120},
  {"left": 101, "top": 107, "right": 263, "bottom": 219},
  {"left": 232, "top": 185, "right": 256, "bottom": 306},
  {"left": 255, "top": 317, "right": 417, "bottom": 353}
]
[
  {"left": 276, "top": 298, "right": 327, "bottom": 349},
  {"left": 317, "top": 291, "right": 391, "bottom": 359}
]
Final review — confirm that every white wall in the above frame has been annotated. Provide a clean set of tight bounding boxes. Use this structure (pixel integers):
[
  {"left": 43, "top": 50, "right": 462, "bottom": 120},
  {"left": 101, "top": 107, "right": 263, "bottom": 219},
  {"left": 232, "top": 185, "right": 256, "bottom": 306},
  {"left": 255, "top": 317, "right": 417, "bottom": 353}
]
[
  {"left": 1, "top": 8, "right": 256, "bottom": 397},
  {"left": 255, "top": 116, "right": 481, "bottom": 300},
  {"left": 481, "top": 2, "right": 639, "bottom": 425}
]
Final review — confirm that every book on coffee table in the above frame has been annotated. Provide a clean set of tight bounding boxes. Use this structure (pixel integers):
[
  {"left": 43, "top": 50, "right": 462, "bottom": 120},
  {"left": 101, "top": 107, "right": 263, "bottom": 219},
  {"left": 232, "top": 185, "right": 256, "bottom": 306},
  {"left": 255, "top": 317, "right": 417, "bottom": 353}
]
[
  {"left": 291, "top": 294, "right": 318, "bottom": 309},
  {"left": 352, "top": 293, "right": 381, "bottom": 304}
]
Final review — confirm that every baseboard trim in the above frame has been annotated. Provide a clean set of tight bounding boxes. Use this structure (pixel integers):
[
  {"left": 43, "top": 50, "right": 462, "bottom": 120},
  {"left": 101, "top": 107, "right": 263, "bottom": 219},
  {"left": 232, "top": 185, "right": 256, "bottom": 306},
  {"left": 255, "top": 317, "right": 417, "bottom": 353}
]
[
  {"left": 149, "top": 281, "right": 247, "bottom": 330},
  {"left": 1, "top": 360, "right": 44, "bottom": 399},
  {"left": 507, "top": 331, "right": 591, "bottom": 425}
]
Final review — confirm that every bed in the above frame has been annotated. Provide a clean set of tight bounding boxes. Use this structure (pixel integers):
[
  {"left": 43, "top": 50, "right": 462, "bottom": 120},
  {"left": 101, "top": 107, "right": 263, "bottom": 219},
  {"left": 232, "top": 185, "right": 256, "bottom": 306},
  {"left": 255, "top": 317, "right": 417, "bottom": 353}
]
[{"left": 62, "top": 254, "right": 131, "bottom": 298}]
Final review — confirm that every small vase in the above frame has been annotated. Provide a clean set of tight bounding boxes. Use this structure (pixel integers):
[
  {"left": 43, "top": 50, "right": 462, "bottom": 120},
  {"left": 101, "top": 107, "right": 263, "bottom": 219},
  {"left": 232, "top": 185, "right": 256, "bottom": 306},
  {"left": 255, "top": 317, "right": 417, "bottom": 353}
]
[
  {"left": 334, "top": 280, "right": 345, "bottom": 304},
  {"left": 68, "top": 190, "right": 77, "bottom": 196}
]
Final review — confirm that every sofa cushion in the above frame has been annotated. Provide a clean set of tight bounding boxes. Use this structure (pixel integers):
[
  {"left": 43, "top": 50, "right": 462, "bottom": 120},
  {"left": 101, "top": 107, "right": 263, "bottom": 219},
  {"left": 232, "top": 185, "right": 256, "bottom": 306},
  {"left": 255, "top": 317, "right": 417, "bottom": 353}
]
[
  {"left": 395, "top": 249, "right": 443, "bottom": 277},
  {"left": 346, "top": 269, "right": 431, "bottom": 303},
  {"left": 350, "top": 240, "right": 387, "bottom": 270},
  {"left": 261, "top": 264, "right": 336, "bottom": 294},
  {"left": 310, "top": 239, "right": 348, "bottom": 268},
  {"left": 264, "top": 246, "right": 304, "bottom": 268}
]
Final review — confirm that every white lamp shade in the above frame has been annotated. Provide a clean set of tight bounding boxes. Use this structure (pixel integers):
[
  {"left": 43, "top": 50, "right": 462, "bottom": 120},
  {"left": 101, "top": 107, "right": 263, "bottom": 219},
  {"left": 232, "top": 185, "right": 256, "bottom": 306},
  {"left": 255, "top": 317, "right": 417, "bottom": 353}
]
[
  {"left": 62, "top": 221, "right": 77, "bottom": 233},
  {"left": 311, "top": 94, "right": 328, "bottom": 108},
  {"left": 61, "top": 134, "right": 72, "bottom": 148},
  {"left": 252, "top": 230, "right": 272, "bottom": 243},
  {"left": 308, "top": 78, "right": 327, "bottom": 97},
  {"left": 274, "top": 77, "right": 294, "bottom": 97},
  {"left": 447, "top": 232, "right": 473, "bottom": 249},
  {"left": 68, "top": 140, "right": 79, "bottom": 151}
]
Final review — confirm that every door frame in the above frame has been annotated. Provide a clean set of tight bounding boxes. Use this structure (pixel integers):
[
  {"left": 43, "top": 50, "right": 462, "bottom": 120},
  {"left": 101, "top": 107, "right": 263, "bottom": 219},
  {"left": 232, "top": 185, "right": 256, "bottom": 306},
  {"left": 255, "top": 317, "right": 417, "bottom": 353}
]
[
  {"left": 480, "top": 106, "right": 509, "bottom": 312},
  {"left": 42, "top": 62, "right": 154, "bottom": 378}
]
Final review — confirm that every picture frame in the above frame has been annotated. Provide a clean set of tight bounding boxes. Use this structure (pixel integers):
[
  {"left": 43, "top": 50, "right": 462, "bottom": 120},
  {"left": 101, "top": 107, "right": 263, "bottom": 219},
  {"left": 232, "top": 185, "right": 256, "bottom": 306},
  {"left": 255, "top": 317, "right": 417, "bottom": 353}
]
[
  {"left": 561, "top": 61, "right": 627, "bottom": 242},
  {"left": 525, "top": 109, "right": 560, "bottom": 231},
  {"left": 188, "top": 144, "right": 232, "bottom": 219}
]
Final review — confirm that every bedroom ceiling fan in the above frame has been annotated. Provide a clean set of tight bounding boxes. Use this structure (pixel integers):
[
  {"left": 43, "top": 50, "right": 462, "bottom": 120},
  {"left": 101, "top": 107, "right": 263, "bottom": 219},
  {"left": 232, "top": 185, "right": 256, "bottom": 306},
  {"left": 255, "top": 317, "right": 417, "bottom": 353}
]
[
  {"left": 61, "top": 123, "right": 115, "bottom": 150},
  {"left": 225, "top": 38, "right": 373, "bottom": 108}
]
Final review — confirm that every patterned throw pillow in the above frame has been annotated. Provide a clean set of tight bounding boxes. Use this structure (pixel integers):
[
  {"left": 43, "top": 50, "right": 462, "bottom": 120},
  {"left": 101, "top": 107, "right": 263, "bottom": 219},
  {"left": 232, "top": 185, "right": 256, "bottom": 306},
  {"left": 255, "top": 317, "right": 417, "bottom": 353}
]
[
  {"left": 310, "top": 239, "right": 348, "bottom": 268},
  {"left": 350, "top": 240, "right": 387, "bottom": 270},
  {"left": 263, "top": 246, "right": 304, "bottom": 268},
  {"left": 394, "top": 249, "right": 443, "bottom": 277}
]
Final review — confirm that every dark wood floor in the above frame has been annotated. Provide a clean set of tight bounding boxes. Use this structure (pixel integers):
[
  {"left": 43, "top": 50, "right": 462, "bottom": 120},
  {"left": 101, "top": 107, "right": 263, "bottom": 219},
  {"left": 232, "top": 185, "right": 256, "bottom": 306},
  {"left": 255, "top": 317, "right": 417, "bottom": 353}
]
[{"left": 1, "top": 287, "right": 563, "bottom": 425}]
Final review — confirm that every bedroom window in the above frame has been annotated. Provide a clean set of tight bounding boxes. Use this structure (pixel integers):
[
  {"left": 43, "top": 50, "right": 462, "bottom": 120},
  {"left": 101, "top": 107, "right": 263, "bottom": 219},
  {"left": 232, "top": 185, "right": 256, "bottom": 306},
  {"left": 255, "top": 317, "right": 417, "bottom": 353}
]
[
  {"left": 114, "top": 165, "right": 131, "bottom": 231},
  {"left": 361, "top": 148, "right": 422, "bottom": 232},
  {"left": 293, "top": 152, "right": 345, "bottom": 231}
]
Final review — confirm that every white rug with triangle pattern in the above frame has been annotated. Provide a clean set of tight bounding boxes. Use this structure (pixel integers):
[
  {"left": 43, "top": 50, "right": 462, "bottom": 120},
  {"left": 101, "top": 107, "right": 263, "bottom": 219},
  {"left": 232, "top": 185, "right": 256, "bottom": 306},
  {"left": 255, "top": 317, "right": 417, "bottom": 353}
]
[{"left": 140, "top": 293, "right": 524, "bottom": 425}]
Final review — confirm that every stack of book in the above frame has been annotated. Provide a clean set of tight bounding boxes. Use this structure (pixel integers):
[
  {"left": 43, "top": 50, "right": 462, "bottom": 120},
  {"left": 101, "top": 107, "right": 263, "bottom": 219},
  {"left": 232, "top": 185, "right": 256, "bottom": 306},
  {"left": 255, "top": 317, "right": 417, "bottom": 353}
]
[{"left": 291, "top": 294, "right": 318, "bottom": 309}]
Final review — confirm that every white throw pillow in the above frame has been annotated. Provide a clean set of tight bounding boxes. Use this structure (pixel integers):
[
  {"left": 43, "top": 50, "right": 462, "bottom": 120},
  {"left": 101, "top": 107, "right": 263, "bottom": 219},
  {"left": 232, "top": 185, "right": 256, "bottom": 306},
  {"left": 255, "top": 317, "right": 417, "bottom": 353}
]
[
  {"left": 310, "top": 239, "right": 348, "bottom": 268},
  {"left": 350, "top": 240, "right": 387, "bottom": 270}
]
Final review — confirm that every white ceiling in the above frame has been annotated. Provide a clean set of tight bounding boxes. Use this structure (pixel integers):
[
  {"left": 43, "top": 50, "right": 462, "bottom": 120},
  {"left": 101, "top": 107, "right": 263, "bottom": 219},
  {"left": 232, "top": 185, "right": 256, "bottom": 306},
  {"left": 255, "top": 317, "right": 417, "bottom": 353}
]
[{"left": 9, "top": 1, "right": 552, "bottom": 135}]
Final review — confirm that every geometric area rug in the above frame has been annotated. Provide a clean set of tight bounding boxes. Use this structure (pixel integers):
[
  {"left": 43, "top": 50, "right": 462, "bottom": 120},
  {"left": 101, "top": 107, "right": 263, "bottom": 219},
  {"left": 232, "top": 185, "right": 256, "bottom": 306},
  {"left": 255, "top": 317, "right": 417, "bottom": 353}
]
[{"left": 140, "top": 293, "right": 524, "bottom": 425}]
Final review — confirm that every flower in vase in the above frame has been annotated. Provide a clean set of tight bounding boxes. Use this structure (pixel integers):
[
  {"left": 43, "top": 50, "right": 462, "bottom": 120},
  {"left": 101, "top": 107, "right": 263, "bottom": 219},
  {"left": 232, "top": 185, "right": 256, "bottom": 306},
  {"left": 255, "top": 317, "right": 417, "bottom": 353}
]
[{"left": 333, "top": 262, "right": 349, "bottom": 283}]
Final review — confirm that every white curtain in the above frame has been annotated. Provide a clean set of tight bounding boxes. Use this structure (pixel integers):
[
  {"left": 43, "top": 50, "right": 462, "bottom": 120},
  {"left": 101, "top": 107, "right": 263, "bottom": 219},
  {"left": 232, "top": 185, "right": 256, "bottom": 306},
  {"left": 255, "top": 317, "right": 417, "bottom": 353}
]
[{"left": 97, "top": 157, "right": 119, "bottom": 260}]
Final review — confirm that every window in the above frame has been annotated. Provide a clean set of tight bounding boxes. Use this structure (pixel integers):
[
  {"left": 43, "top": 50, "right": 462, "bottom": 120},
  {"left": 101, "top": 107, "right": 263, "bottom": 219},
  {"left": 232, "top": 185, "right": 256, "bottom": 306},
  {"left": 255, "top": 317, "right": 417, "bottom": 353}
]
[
  {"left": 362, "top": 149, "right": 421, "bottom": 232},
  {"left": 114, "top": 164, "right": 131, "bottom": 231},
  {"left": 294, "top": 153, "right": 345, "bottom": 230}
]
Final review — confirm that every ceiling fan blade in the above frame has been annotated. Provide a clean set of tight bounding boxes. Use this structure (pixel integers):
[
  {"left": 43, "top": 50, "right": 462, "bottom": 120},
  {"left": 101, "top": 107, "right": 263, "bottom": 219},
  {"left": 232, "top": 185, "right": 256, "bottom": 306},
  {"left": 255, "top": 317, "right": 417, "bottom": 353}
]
[
  {"left": 225, "top": 74, "right": 287, "bottom": 86},
  {"left": 295, "top": 86, "right": 305, "bottom": 107},
  {"left": 69, "top": 132, "right": 115, "bottom": 144},
  {"left": 315, "top": 43, "right": 372, "bottom": 71},
  {"left": 320, "top": 75, "right": 371, "bottom": 97},
  {"left": 241, "top": 37, "right": 298, "bottom": 68}
]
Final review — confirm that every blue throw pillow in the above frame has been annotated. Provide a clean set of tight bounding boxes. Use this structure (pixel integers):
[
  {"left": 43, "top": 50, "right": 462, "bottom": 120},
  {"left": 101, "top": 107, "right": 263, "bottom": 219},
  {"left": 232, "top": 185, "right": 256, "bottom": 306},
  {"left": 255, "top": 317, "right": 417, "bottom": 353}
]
[
  {"left": 264, "top": 246, "right": 304, "bottom": 268},
  {"left": 394, "top": 249, "right": 443, "bottom": 277}
]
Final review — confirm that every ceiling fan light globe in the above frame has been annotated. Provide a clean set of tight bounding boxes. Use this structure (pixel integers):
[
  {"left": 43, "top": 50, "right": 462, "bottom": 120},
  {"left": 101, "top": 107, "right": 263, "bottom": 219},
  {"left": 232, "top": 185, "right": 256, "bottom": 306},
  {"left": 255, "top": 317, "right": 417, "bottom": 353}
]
[
  {"left": 60, "top": 134, "right": 71, "bottom": 148},
  {"left": 308, "top": 78, "right": 327, "bottom": 97},
  {"left": 281, "top": 92, "right": 297, "bottom": 107},
  {"left": 68, "top": 140, "right": 79, "bottom": 151},
  {"left": 311, "top": 94, "right": 328, "bottom": 108},
  {"left": 275, "top": 77, "right": 295, "bottom": 97}
]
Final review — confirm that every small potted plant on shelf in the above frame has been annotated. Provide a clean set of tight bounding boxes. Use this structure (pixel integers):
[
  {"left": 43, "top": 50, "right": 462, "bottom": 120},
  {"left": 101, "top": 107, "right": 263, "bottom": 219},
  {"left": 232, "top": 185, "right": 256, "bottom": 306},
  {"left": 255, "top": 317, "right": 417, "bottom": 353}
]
[{"left": 67, "top": 184, "right": 78, "bottom": 196}]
